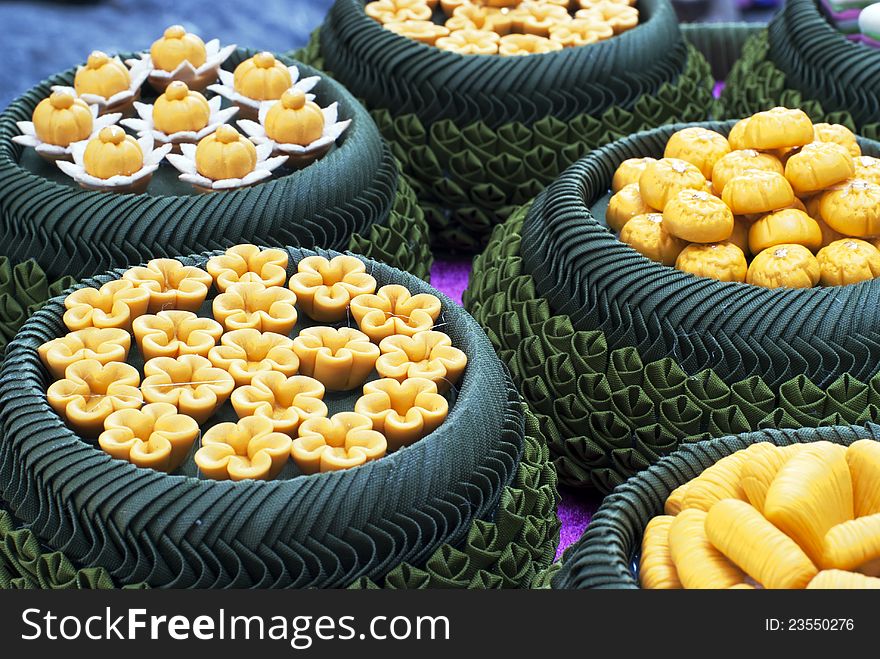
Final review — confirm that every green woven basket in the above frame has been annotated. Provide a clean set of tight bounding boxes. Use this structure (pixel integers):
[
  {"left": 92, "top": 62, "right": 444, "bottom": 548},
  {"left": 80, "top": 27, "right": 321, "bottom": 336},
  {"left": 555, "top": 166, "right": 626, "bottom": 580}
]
[
  {"left": 551, "top": 424, "right": 880, "bottom": 589},
  {"left": 0, "top": 49, "right": 432, "bottom": 282},
  {"left": 465, "top": 121, "right": 880, "bottom": 493},
  {"left": 0, "top": 246, "right": 559, "bottom": 589},
  {"left": 722, "top": 0, "right": 880, "bottom": 139},
  {"left": 297, "top": 0, "right": 722, "bottom": 252}
]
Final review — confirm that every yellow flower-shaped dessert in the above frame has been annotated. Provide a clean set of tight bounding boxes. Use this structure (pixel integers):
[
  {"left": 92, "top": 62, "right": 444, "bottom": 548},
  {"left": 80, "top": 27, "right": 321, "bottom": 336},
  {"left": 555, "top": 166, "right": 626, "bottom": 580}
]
[
  {"left": 231, "top": 371, "right": 327, "bottom": 435},
  {"left": 30, "top": 91, "right": 93, "bottom": 147},
  {"left": 233, "top": 52, "right": 292, "bottom": 102},
  {"left": 549, "top": 19, "right": 613, "bottom": 47},
  {"left": 208, "top": 329, "right": 299, "bottom": 386},
  {"left": 63, "top": 279, "right": 150, "bottom": 332},
  {"left": 47, "top": 360, "right": 143, "bottom": 436},
  {"left": 74, "top": 51, "right": 131, "bottom": 101},
  {"left": 365, "top": 0, "right": 433, "bottom": 24},
  {"left": 122, "top": 258, "right": 213, "bottom": 313},
  {"left": 151, "top": 25, "right": 207, "bottom": 73},
  {"left": 288, "top": 255, "right": 377, "bottom": 322},
  {"left": 150, "top": 81, "right": 212, "bottom": 135},
  {"left": 854, "top": 156, "right": 880, "bottom": 186},
  {"left": 263, "top": 89, "right": 325, "bottom": 147},
  {"left": 132, "top": 310, "right": 223, "bottom": 359},
  {"left": 813, "top": 123, "right": 861, "bottom": 158},
  {"left": 747, "top": 244, "right": 821, "bottom": 289},
  {"left": 355, "top": 377, "right": 448, "bottom": 451},
  {"left": 711, "top": 149, "right": 784, "bottom": 196},
  {"left": 141, "top": 354, "right": 234, "bottom": 424},
  {"left": 98, "top": 403, "right": 199, "bottom": 472},
  {"left": 748, "top": 209, "right": 822, "bottom": 254},
  {"left": 819, "top": 178, "right": 880, "bottom": 237},
  {"left": 446, "top": 5, "right": 512, "bottom": 34},
  {"left": 212, "top": 282, "right": 298, "bottom": 333},
  {"left": 638, "top": 158, "right": 707, "bottom": 211},
  {"left": 589, "top": 1, "right": 639, "bottom": 33},
  {"left": 385, "top": 20, "right": 451, "bottom": 46},
  {"left": 207, "top": 244, "right": 289, "bottom": 292},
  {"left": 292, "top": 412, "right": 387, "bottom": 474},
  {"left": 82, "top": 126, "right": 144, "bottom": 179},
  {"left": 607, "top": 183, "right": 654, "bottom": 233},
  {"left": 619, "top": 213, "right": 687, "bottom": 266},
  {"left": 816, "top": 239, "right": 880, "bottom": 286},
  {"left": 664, "top": 127, "right": 731, "bottom": 180},
  {"left": 675, "top": 242, "right": 748, "bottom": 283},
  {"left": 350, "top": 284, "right": 442, "bottom": 342},
  {"left": 498, "top": 34, "right": 563, "bottom": 56},
  {"left": 511, "top": 2, "right": 571, "bottom": 37},
  {"left": 785, "top": 142, "right": 855, "bottom": 196},
  {"left": 292, "top": 326, "right": 380, "bottom": 391},
  {"left": 436, "top": 29, "right": 501, "bottom": 55},
  {"left": 722, "top": 170, "right": 795, "bottom": 216},
  {"left": 662, "top": 189, "right": 733, "bottom": 243},
  {"left": 38, "top": 327, "right": 131, "bottom": 380},
  {"left": 734, "top": 107, "right": 815, "bottom": 151},
  {"left": 194, "top": 416, "right": 292, "bottom": 481},
  {"left": 376, "top": 330, "right": 467, "bottom": 390},
  {"left": 612, "top": 157, "right": 656, "bottom": 193}
]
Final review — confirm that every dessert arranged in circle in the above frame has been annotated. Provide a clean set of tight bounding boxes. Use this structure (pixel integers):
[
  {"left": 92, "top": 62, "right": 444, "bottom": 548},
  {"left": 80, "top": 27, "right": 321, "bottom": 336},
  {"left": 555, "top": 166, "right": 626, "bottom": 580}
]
[
  {"left": 12, "top": 27, "right": 351, "bottom": 193},
  {"left": 639, "top": 440, "right": 880, "bottom": 590},
  {"left": 608, "top": 107, "right": 880, "bottom": 288},
  {"left": 365, "top": 0, "right": 640, "bottom": 55},
  {"left": 39, "top": 246, "right": 466, "bottom": 480}
]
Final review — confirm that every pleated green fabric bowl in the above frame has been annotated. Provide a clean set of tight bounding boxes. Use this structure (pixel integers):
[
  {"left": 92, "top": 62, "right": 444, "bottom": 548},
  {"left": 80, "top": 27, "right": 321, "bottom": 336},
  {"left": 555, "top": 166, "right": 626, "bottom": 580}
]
[
  {"left": 0, "top": 246, "right": 559, "bottom": 589},
  {"left": 551, "top": 424, "right": 880, "bottom": 589},
  {"left": 296, "top": 0, "right": 727, "bottom": 252},
  {"left": 465, "top": 120, "right": 880, "bottom": 493},
  {"left": 0, "top": 49, "right": 432, "bottom": 282},
  {"left": 722, "top": 0, "right": 880, "bottom": 138}
]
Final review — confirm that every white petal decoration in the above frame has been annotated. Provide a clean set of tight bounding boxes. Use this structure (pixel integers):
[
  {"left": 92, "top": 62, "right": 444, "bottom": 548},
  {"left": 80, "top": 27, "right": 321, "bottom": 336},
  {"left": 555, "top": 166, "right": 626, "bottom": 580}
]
[
  {"left": 216, "top": 69, "right": 235, "bottom": 88},
  {"left": 136, "top": 134, "right": 155, "bottom": 156},
  {"left": 133, "top": 101, "right": 153, "bottom": 121},
  {"left": 238, "top": 169, "right": 273, "bottom": 187},
  {"left": 70, "top": 141, "right": 88, "bottom": 167},
  {"left": 326, "top": 119, "right": 352, "bottom": 141},
  {"left": 35, "top": 143, "right": 72, "bottom": 156},
  {"left": 255, "top": 155, "right": 289, "bottom": 172},
  {"left": 289, "top": 67, "right": 301, "bottom": 86},
  {"left": 12, "top": 134, "right": 41, "bottom": 148},
  {"left": 15, "top": 121, "right": 36, "bottom": 137},
  {"left": 166, "top": 153, "right": 197, "bottom": 175},
  {"left": 236, "top": 119, "right": 264, "bottom": 138},
  {"left": 120, "top": 118, "right": 150, "bottom": 133},
  {"left": 145, "top": 143, "right": 173, "bottom": 167},
  {"left": 208, "top": 96, "right": 223, "bottom": 114},
  {"left": 56, "top": 160, "right": 81, "bottom": 178},
  {"left": 179, "top": 172, "right": 214, "bottom": 188},
  {"left": 94, "top": 112, "right": 123, "bottom": 131},
  {"left": 255, "top": 142, "right": 274, "bottom": 162},
  {"left": 322, "top": 103, "right": 339, "bottom": 127},
  {"left": 180, "top": 143, "right": 198, "bottom": 161},
  {"left": 295, "top": 76, "right": 320, "bottom": 94}
]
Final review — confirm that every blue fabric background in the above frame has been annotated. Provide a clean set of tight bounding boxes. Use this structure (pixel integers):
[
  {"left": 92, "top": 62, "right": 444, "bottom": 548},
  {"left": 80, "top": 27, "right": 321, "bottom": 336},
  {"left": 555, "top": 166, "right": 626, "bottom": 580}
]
[{"left": 1, "top": 0, "right": 333, "bottom": 107}]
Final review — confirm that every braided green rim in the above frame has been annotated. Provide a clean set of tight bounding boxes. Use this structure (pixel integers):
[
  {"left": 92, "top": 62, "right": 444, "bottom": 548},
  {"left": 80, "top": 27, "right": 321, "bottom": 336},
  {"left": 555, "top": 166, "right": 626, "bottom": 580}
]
[{"left": 551, "top": 423, "right": 880, "bottom": 589}]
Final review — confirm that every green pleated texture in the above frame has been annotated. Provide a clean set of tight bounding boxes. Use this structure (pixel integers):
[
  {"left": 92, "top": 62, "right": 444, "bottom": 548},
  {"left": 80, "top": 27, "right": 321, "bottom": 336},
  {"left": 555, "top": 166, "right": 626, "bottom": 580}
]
[
  {"left": 681, "top": 22, "right": 762, "bottom": 81},
  {"left": 0, "top": 49, "right": 431, "bottom": 281},
  {"left": 551, "top": 424, "right": 880, "bottom": 589}
]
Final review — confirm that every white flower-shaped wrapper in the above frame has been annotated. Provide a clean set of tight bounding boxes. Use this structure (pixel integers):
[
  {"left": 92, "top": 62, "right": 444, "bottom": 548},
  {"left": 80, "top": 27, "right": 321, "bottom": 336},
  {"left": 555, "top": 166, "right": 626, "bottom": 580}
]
[
  {"left": 127, "top": 40, "right": 236, "bottom": 93},
  {"left": 121, "top": 96, "right": 239, "bottom": 146},
  {"left": 208, "top": 65, "right": 321, "bottom": 116},
  {"left": 55, "top": 133, "right": 172, "bottom": 193},
  {"left": 13, "top": 102, "right": 122, "bottom": 162},
  {"left": 165, "top": 141, "right": 288, "bottom": 191},
  {"left": 52, "top": 55, "right": 151, "bottom": 115},
  {"left": 238, "top": 101, "right": 351, "bottom": 166}
]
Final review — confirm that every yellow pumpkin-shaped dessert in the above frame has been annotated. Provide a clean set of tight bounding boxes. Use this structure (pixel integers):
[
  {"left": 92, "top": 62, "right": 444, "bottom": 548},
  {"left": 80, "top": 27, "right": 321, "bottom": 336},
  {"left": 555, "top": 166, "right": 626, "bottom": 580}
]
[
  {"left": 31, "top": 91, "right": 93, "bottom": 147},
  {"left": 747, "top": 244, "right": 821, "bottom": 289},
  {"left": 816, "top": 239, "right": 880, "bottom": 286},
  {"left": 150, "top": 25, "right": 207, "bottom": 72},
  {"left": 232, "top": 52, "right": 292, "bottom": 101},
  {"left": 813, "top": 123, "right": 860, "bottom": 158},
  {"left": 664, "top": 127, "right": 731, "bottom": 180},
  {"left": 612, "top": 157, "right": 656, "bottom": 193},
  {"left": 722, "top": 170, "right": 795, "bottom": 216},
  {"left": 675, "top": 242, "right": 747, "bottom": 283},
  {"left": 736, "top": 107, "right": 814, "bottom": 151},
  {"left": 662, "top": 189, "right": 733, "bottom": 243},
  {"left": 639, "top": 158, "right": 707, "bottom": 211},
  {"left": 74, "top": 51, "right": 131, "bottom": 100},
  {"left": 619, "top": 213, "right": 687, "bottom": 266},
  {"left": 784, "top": 142, "right": 855, "bottom": 196},
  {"left": 726, "top": 117, "right": 751, "bottom": 151},
  {"left": 263, "top": 89, "right": 325, "bottom": 146},
  {"left": 711, "top": 149, "right": 784, "bottom": 196},
  {"left": 606, "top": 183, "right": 654, "bottom": 232},
  {"left": 819, "top": 179, "right": 880, "bottom": 237},
  {"left": 152, "top": 81, "right": 211, "bottom": 135},
  {"left": 748, "top": 209, "right": 823, "bottom": 254},
  {"left": 802, "top": 195, "right": 846, "bottom": 246},
  {"left": 82, "top": 126, "right": 144, "bottom": 179},
  {"left": 498, "top": 34, "right": 562, "bottom": 56},
  {"left": 195, "top": 125, "right": 257, "bottom": 181},
  {"left": 436, "top": 29, "right": 500, "bottom": 55},
  {"left": 854, "top": 156, "right": 880, "bottom": 186},
  {"left": 728, "top": 218, "right": 751, "bottom": 256}
]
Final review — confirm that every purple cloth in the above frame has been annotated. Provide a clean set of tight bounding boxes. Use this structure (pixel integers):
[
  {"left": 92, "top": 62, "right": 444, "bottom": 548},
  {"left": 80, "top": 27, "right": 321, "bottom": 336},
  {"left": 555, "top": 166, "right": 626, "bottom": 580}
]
[{"left": 430, "top": 258, "right": 597, "bottom": 560}]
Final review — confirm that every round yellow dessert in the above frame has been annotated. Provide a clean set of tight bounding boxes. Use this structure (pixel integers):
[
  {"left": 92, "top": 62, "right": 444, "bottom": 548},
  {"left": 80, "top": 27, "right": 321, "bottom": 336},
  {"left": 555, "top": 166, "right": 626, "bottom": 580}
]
[
  {"left": 728, "top": 218, "right": 751, "bottom": 256},
  {"left": 784, "top": 142, "right": 855, "bottom": 196},
  {"left": 83, "top": 126, "right": 144, "bottom": 179},
  {"left": 662, "top": 189, "right": 733, "bottom": 243},
  {"left": 264, "top": 89, "right": 325, "bottom": 146},
  {"left": 711, "top": 149, "right": 784, "bottom": 196},
  {"left": 32, "top": 91, "right": 93, "bottom": 147},
  {"left": 816, "top": 239, "right": 880, "bottom": 286},
  {"left": 151, "top": 25, "right": 207, "bottom": 72},
  {"left": 854, "top": 156, "right": 880, "bottom": 186},
  {"left": 721, "top": 170, "right": 795, "bottom": 215},
  {"left": 726, "top": 117, "right": 750, "bottom": 151},
  {"left": 819, "top": 179, "right": 880, "bottom": 237},
  {"left": 619, "top": 213, "right": 686, "bottom": 266},
  {"left": 195, "top": 125, "right": 257, "bottom": 181},
  {"left": 736, "top": 107, "right": 814, "bottom": 151},
  {"left": 638, "top": 158, "right": 707, "bottom": 211},
  {"left": 606, "top": 183, "right": 653, "bottom": 232},
  {"left": 74, "top": 51, "right": 131, "bottom": 99},
  {"left": 812, "top": 123, "right": 860, "bottom": 158},
  {"left": 664, "top": 127, "right": 731, "bottom": 180},
  {"left": 748, "top": 209, "right": 822, "bottom": 254},
  {"left": 612, "top": 157, "right": 656, "bottom": 193},
  {"left": 746, "top": 244, "right": 821, "bottom": 289},
  {"left": 233, "top": 52, "right": 292, "bottom": 101},
  {"left": 152, "top": 81, "right": 211, "bottom": 135},
  {"left": 675, "top": 242, "right": 747, "bottom": 283}
]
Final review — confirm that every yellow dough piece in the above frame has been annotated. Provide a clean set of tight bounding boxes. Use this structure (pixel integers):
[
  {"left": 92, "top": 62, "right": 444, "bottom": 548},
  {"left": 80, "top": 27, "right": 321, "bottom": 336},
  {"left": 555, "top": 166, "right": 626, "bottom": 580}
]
[
  {"left": 497, "top": 33, "right": 563, "bottom": 55},
  {"left": 847, "top": 439, "right": 880, "bottom": 518},
  {"left": 638, "top": 158, "right": 708, "bottom": 211},
  {"left": 233, "top": 51, "right": 292, "bottom": 101},
  {"left": 82, "top": 126, "right": 144, "bottom": 179},
  {"left": 606, "top": 183, "right": 654, "bottom": 232},
  {"left": 664, "top": 127, "right": 731, "bottom": 180},
  {"left": 612, "top": 157, "right": 656, "bottom": 193},
  {"left": 854, "top": 155, "right": 880, "bottom": 186},
  {"left": 748, "top": 209, "right": 822, "bottom": 254},
  {"left": 740, "top": 443, "right": 803, "bottom": 512},
  {"left": 435, "top": 29, "right": 500, "bottom": 55},
  {"left": 32, "top": 91, "right": 93, "bottom": 146},
  {"left": 722, "top": 170, "right": 794, "bottom": 216},
  {"left": 74, "top": 51, "right": 131, "bottom": 99},
  {"left": 746, "top": 244, "right": 820, "bottom": 289},
  {"left": 822, "top": 513, "right": 880, "bottom": 571},
  {"left": 150, "top": 25, "right": 207, "bottom": 72},
  {"left": 736, "top": 107, "right": 815, "bottom": 150},
  {"left": 675, "top": 242, "right": 747, "bottom": 283},
  {"left": 195, "top": 125, "right": 257, "bottom": 181},
  {"left": 812, "top": 122, "right": 860, "bottom": 158},
  {"left": 619, "top": 213, "right": 686, "bottom": 266},
  {"left": 784, "top": 141, "right": 855, "bottom": 196},
  {"left": 639, "top": 516, "right": 681, "bottom": 589},
  {"left": 807, "top": 570, "right": 880, "bottom": 589},
  {"left": 819, "top": 178, "right": 880, "bottom": 237},
  {"left": 662, "top": 189, "right": 733, "bottom": 243},
  {"left": 152, "top": 81, "right": 211, "bottom": 134},
  {"left": 264, "top": 89, "right": 325, "bottom": 146},
  {"left": 668, "top": 509, "right": 747, "bottom": 589},
  {"left": 816, "top": 238, "right": 880, "bottom": 286},
  {"left": 711, "top": 149, "right": 784, "bottom": 196}
]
